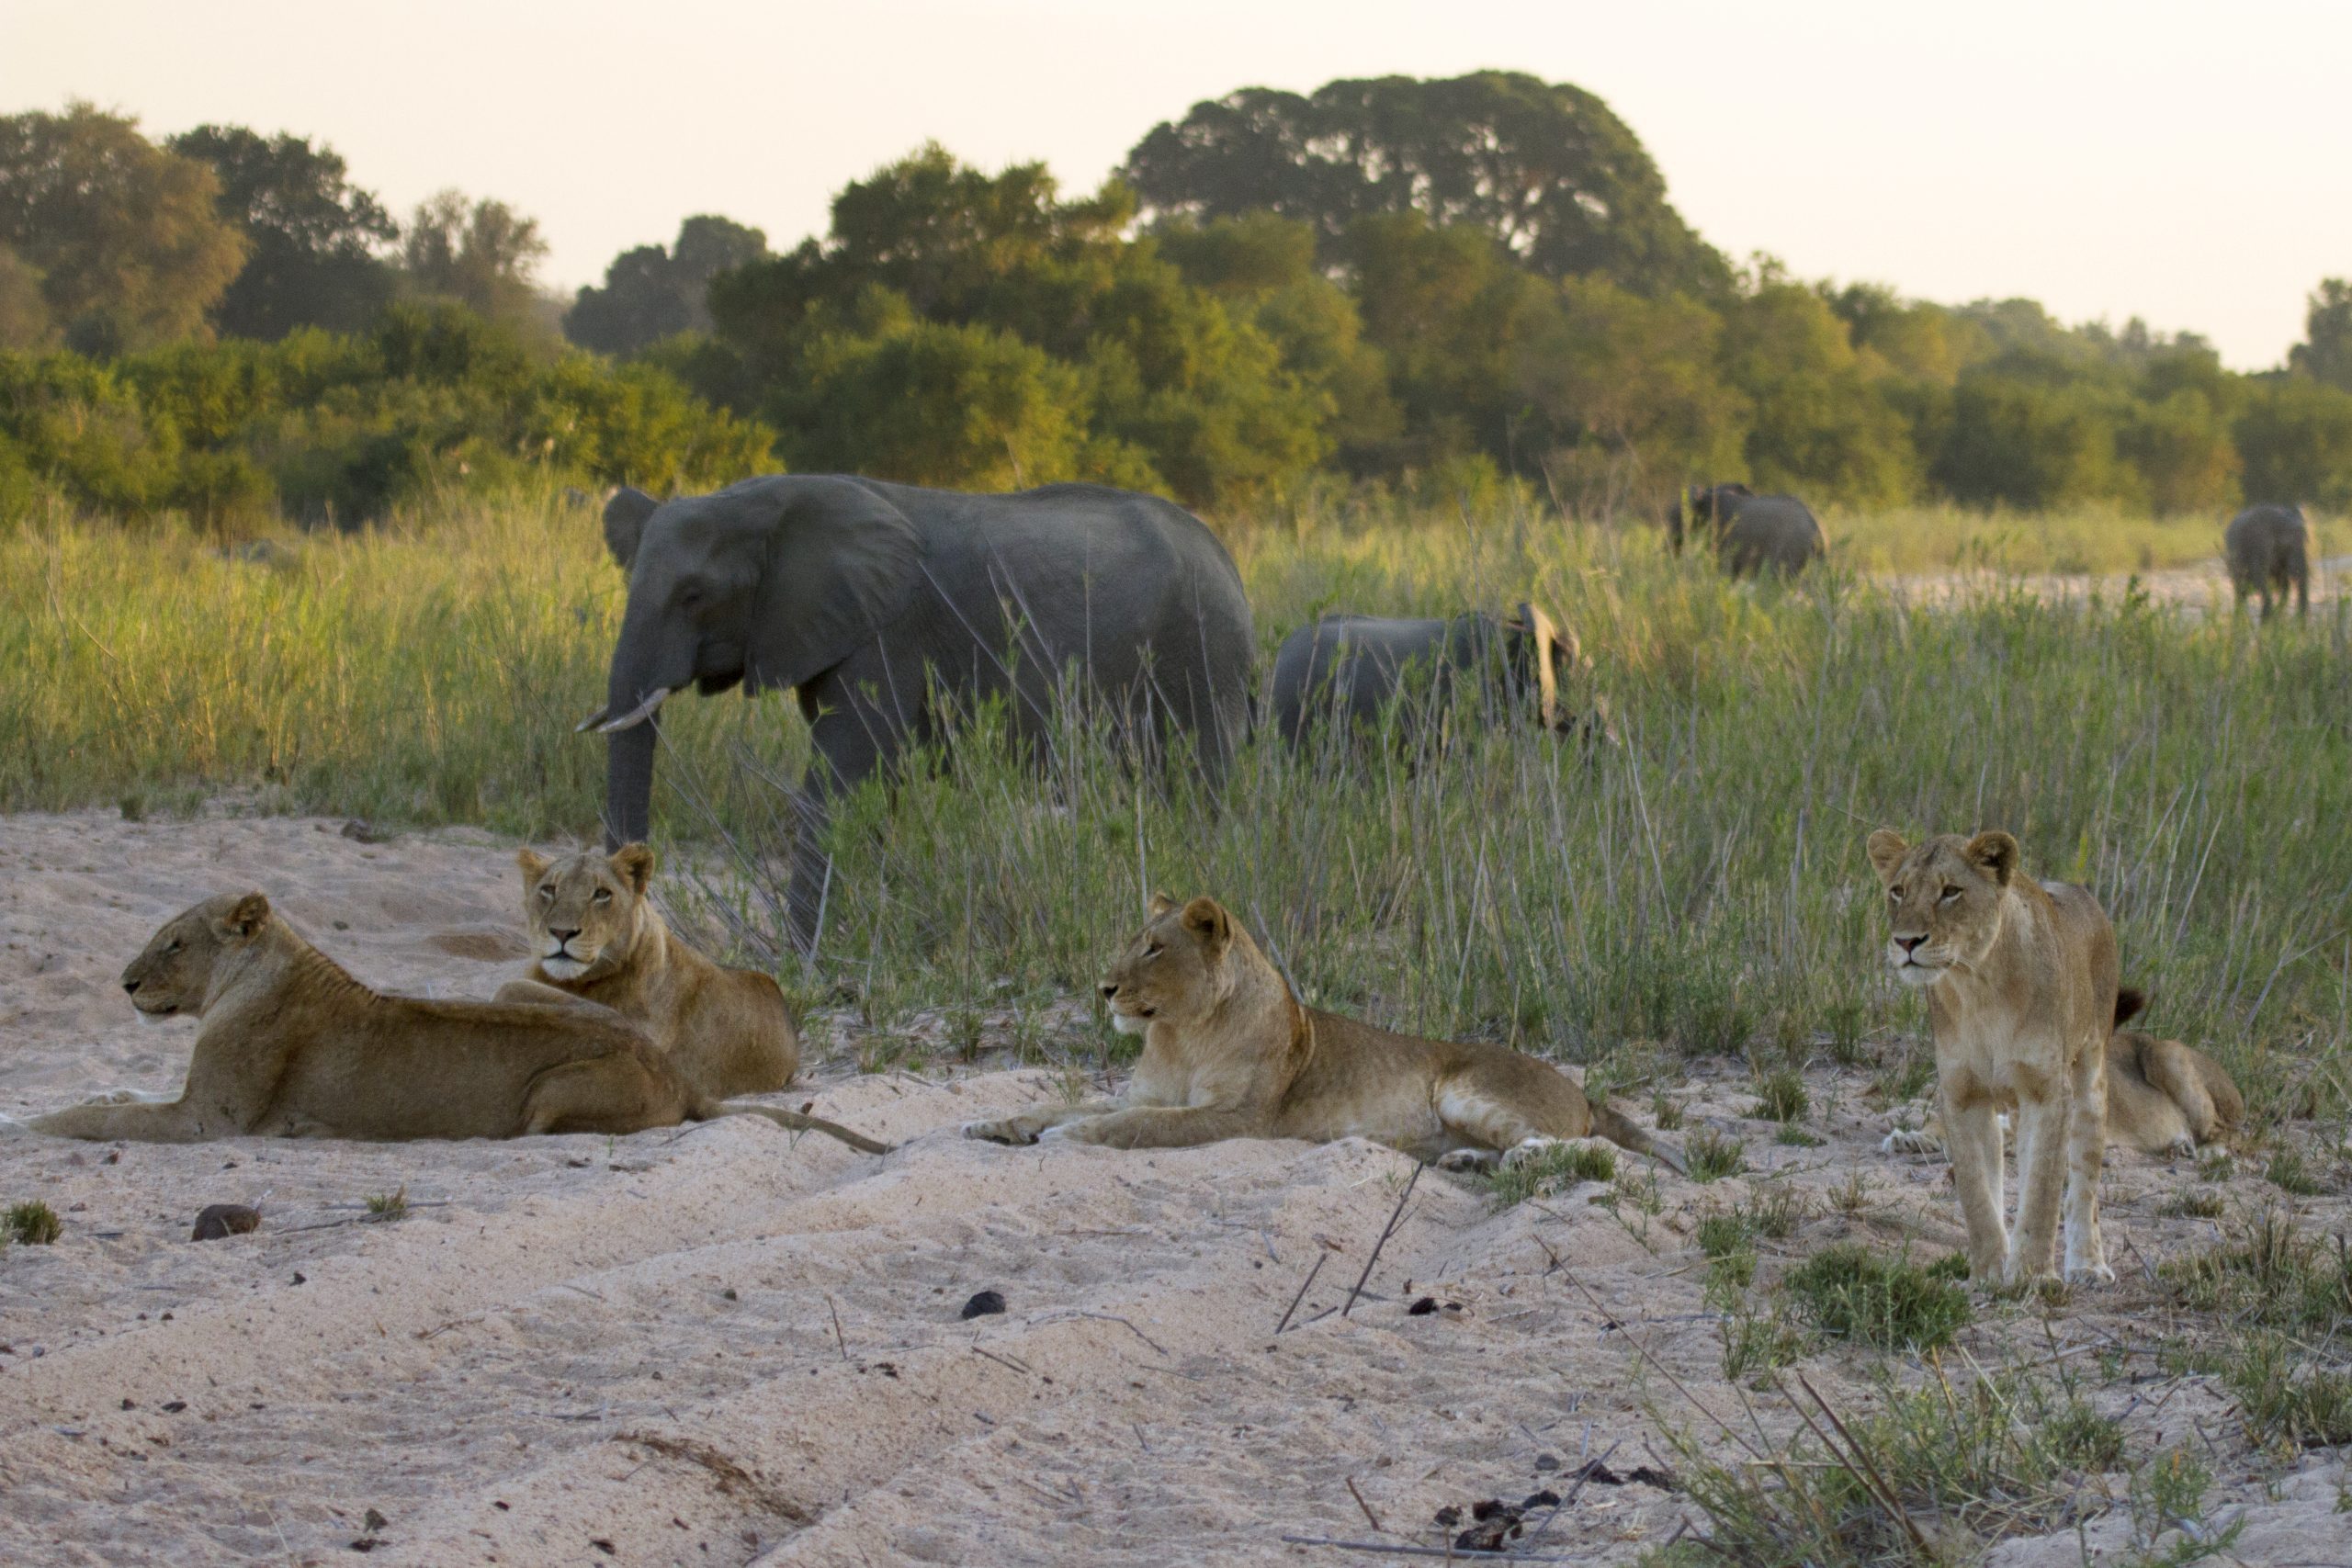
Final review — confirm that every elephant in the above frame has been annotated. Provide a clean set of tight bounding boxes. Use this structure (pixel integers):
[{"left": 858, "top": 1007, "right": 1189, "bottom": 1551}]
[
  {"left": 582, "top": 476, "right": 1256, "bottom": 951},
  {"left": 1268, "top": 603, "right": 1606, "bottom": 750},
  {"left": 2224, "top": 503, "right": 2312, "bottom": 619},
  {"left": 1669, "top": 483, "right": 1826, "bottom": 577}
]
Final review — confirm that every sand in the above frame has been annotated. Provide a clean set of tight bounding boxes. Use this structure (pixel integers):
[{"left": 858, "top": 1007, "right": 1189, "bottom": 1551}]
[{"left": 2, "top": 807, "right": 2346, "bottom": 1566}]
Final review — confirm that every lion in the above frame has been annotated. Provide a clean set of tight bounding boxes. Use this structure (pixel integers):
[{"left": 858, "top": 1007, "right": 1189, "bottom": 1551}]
[
  {"left": 961, "top": 894, "right": 1679, "bottom": 1171},
  {"left": 16, "top": 893, "right": 888, "bottom": 1152},
  {"left": 1867, "top": 829, "right": 2119, "bottom": 1285},
  {"left": 502, "top": 844, "right": 796, "bottom": 1100},
  {"left": 1882, "top": 988, "right": 2242, "bottom": 1160}
]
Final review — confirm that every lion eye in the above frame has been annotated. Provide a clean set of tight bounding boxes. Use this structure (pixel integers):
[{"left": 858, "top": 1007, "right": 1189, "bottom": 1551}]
[
  {"left": 592, "top": 889, "right": 612, "bottom": 904},
  {"left": 1887, "top": 886, "right": 1903, "bottom": 903},
  {"left": 537, "top": 886, "right": 554, "bottom": 902},
  {"left": 164, "top": 940, "right": 181, "bottom": 955},
  {"left": 1939, "top": 885, "right": 1962, "bottom": 904},
  {"left": 1143, "top": 943, "right": 1163, "bottom": 960}
]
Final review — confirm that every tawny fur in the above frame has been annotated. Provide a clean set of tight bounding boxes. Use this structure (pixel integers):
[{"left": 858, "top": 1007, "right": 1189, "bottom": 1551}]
[
  {"left": 963, "top": 894, "right": 1678, "bottom": 1170},
  {"left": 1883, "top": 990, "right": 2242, "bottom": 1160},
  {"left": 1868, "top": 829, "right": 2119, "bottom": 1285},
  {"left": 23, "top": 893, "right": 885, "bottom": 1152},
  {"left": 505, "top": 844, "right": 797, "bottom": 1100}
]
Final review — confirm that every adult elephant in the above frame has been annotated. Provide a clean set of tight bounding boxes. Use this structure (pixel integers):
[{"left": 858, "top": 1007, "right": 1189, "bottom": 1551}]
[
  {"left": 1669, "top": 483, "right": 1825, "bottom": 577},
  {"left": 582, "top": 476, "right": 1255, "bottom": 951},
  {"left": 1268, "top": 604, "right": 1605, "bottom": 750},
  {"left": 2224, "top": 502, "right": 2312, "bottom": 620}
]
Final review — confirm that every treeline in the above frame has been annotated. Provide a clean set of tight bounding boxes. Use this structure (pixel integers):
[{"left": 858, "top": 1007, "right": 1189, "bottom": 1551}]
[{"left": 5, "top": 79, "right": 2352, "bottom": 528}]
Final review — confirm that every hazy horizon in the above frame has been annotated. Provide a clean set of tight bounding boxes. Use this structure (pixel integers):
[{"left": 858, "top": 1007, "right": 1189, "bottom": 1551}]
[{"left": 7, "top": 0, "right": 2346, "bottom": 369}]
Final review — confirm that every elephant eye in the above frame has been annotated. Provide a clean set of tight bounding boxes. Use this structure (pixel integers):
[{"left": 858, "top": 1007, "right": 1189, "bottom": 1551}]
[{"left": 1939, "top": 885, "right": 1962, "bottom": 904}]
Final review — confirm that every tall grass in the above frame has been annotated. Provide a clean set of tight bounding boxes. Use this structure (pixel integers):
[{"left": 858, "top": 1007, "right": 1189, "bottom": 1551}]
[{"left": 4, "top": 484, "right": 2348, "bottom": 1122}]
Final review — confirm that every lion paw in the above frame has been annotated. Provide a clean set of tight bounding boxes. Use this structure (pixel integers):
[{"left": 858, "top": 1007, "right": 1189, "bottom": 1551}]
[
  {"left": 2165, "top": 1134, "right": 2197, "bottom": 1160},
  {"left": 1881, "top": 1127, "right": 1942, "bottom": 1156},
  {"left": 2064, "top": 1258, "right": 2118, "bottom": 1286},
  {"left": 1498, "top": 1136, "right": 1573, "bottom": 1172},
  {"left": 961, "top": 1117, "right": 1042, "bottom": 1146},
  {"left": 1435, "top": 1147, "right": 1498, "bottom": 1173}
]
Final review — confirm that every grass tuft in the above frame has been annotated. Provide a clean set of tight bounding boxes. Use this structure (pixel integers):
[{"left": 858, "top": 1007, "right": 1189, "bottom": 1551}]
[
  {"left": 5, "top": 1201, "right": 61, "bottom": 1247},
  {"left": 1783, "top": 1243, "right": 1973, "bottom": 1354},
  {"left": 1683, "top": 1129, "right": 1747, "bottom": 1184},
  {"left": 1483, "top": 1139, "right": 1616, "bottom": 1208},
  {"left": 1748, "top": 1067, "right": 1809, "bottom": 1123},
  {"left": 364, "top": 1187, "right": 410, "bottom": 1223}
]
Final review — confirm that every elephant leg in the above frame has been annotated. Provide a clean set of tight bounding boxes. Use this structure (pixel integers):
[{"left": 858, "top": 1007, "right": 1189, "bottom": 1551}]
[{"left": 786, "top": 699, "right": 893, "bottom": 955}]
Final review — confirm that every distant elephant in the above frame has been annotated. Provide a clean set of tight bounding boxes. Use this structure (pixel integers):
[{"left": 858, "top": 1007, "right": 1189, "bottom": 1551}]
[
  {"left": 1669, "top": 483, "right": 1825, "bottom": 577},
  {"left": 1268, "top": 603, "right": 1604, "bottom": 750},
  {"left": 2225, "top": 503, "right": 2312, "bottom": 619},
  {"left": 583, "top": 476, "right": 1256, "bottom": 951}
]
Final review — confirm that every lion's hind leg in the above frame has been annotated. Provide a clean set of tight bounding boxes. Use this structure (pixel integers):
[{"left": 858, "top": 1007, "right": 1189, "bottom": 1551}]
[
  {"left": 1431, "top": 1074, "right": 1598, "bottom": 1173},
  {"left": 2139, "top": 1039, "right": 2228, "bottom": 1148},
  {"left": 516, "top": 1056, "right": 673, "bottom": 1137}
]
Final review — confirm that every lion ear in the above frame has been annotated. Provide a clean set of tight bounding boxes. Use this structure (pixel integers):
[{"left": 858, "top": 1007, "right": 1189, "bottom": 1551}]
[
  {"left": 1964, "top": 830, "right": 2018, "bottom": 886},
  {"left": 1180, "top": 896, "right": 1232, "bottom": 953},
  {"left": 1865, "top": 830, "right": 1909, "bottom": 883},
  {"left": 1148, "top": 891, "right": 1179, "bottom": 919},
  {"left": 610, "top": 842, "right": 655, "bottom": 895},
  {"left": 516, "top": 848, "right": 550, "bottom": 886},
  {"left": 219, "top": 892, "right": 271, "bottom": 940}
]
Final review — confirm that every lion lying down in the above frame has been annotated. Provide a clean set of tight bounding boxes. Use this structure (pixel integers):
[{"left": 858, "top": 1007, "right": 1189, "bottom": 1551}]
[
  {"left": 19, "top": 893, "right": 888, "bottom": 1153},
  {"left": 965, "top": 894, "right": 1679, "bottom": 1171}
]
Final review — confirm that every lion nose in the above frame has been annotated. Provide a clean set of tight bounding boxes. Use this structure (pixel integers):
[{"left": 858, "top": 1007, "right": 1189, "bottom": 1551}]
[
  {"left": 1895, "top": 935, "right": 1926, "bottom": 956},
  {"left": 1099, "top": 982, "right": 1118, "bottom": 1000},
  {"left": 122, "top": 978, "right": 140, "bottom": 996},
  {"left": 551, "top": 928, "right": 581, "bottom": 943}
]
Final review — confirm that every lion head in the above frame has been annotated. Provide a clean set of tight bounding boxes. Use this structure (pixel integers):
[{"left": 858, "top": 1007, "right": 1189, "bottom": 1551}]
[
  {"left": 516, "top": 844, "right": 653, "bottom": 981},
  {"left": 1865, "top": 829, "right": 2019, "bottom": 988},
  {"left": 1099, "top": 894, "right": 1240, "bottom": 1033},
  {"left": 120, "top": 892, "right": 273, "bottom": 1021}
]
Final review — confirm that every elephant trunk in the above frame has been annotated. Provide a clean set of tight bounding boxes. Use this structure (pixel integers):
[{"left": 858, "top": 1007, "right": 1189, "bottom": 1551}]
[{"left": 604, "top": 715, "right": 659, "bottom": 850}]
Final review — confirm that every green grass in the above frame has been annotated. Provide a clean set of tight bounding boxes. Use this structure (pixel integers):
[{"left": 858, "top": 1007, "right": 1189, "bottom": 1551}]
[
  {"left": 5, "top": 1201, "right": 62, "bottom": 1246},
  {"left": 1482, "top": 1139, "right": 1617, "bottom": 1207},
  {"left": 1684, "top": 1129, "right": 1747, "bottom": 1184},
  {"left": 1, "top": 487, "right": 2347, "bottom": 1123},
  {"left": 1748, "top": 1067, "right": 1810, "bottom": 1123},
  {"left": 1783, "top": 1243, "right": 1973, "bottom": 1354}
]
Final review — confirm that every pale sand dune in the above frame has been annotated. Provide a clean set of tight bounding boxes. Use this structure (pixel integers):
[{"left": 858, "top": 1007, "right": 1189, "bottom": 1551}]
[{"left": 0, "top": 808, "right": 2345, "bottom": 1565}]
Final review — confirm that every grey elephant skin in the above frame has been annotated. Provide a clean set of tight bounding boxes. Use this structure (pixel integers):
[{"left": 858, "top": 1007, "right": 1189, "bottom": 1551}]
[
  {"left": 1670, "top": 483, "right": 1825, "bottom": 577},
  {"left": 1268, "top": 604, "right": 1594, "bottom": 749},
  {"left": 587, "top": 476, "right": 1255, "bottom": 949},
  {"left": 2225, "top": 503, "right": 2312, "bottom": 619}
]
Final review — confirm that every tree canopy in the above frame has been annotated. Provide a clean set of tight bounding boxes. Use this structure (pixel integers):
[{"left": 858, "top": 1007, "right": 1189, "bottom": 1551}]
[
  {"left": 167, "top": 125, "right": 398, "bottom": 340},
  {"left": 0, "top": 104, "right": 248, "bottom": 355},
  {"left": 564, "top": 215, "right": 769, "bottom": 355},
  {"left": 1121, "top": 72, "right": 1729, "bottom": 297}
]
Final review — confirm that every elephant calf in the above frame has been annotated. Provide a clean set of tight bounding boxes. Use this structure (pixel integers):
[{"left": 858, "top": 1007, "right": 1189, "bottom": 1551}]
[
  {"left": 2225, "top": 503, "right": 2312, "bottom": 620},
  {"left": 1671, "top": 483, "right": 1825, "bottom": 577},
  {"left": 1269, "top": 604, "right": 1604, "bottom": 750}
]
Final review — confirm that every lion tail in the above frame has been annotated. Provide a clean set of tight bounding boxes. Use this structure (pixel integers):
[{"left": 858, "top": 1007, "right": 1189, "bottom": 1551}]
[
  {"left": 703, "top": 1099, "right": 894, "bottom": 1155},
  {"left": 1589, "top": 1100, "right": 1685, "bottom": 1176}
]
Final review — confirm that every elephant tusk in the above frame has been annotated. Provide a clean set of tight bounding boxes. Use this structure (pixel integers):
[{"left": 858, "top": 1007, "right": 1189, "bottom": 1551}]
[
  {"left": 594, "top": 687, "right": 673, "bottom": 734},
  {"left": 573, "top": 705, "right": 611, "bottom": 733}
]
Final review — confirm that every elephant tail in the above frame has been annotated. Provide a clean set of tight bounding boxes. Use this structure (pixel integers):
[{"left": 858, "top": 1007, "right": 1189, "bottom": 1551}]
[
  {"left": 1589, "top": 1100, "right": 1684, "bottom": 1175},
  {"left": 698, "top": 1098, "right": 894, "bottom": 1154}
]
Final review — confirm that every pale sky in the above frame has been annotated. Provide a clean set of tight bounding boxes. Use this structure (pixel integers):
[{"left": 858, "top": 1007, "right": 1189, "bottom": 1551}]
[{"left": 7, "top": 0, "right": 2346, "bottom": 369}]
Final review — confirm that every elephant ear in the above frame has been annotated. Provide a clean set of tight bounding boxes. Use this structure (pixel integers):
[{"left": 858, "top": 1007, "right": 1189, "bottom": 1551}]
[
  {"left": 741, "top": 478, "right": 926, "bottom": 694},
  {"left": 604, "top": 487, "right": 659, "bottom": 572}
]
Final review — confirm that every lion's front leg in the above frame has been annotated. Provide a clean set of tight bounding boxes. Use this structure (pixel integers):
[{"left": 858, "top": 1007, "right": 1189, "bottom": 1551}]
[
  {"left": 29, "top": 1098, "right": 205, "bottom": 1143},
  {"left": 962, "top": 1100, "right": 1120, "bottom": 1145},
  {"left": 2007, "top": 1090, "right": 2070, "bottom": 1285},
  {"left": 2062, "top": 1043, "right": 2113, "bottom": 1283},
  {"left": 1941, "top": 1086, "right": 2009, "bottom": 1281},
  {"left": 1040, "top": 1105, "right": 1256, "bottom": 1150}
]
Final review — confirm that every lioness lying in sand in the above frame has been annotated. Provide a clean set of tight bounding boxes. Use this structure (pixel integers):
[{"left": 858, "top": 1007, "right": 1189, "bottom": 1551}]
[
  {"left": 1868, "top": 829, "right": 2117, "bottom": 1285},
  {"left": 964, "top": 894, "right": 1678, "bottom": 1170},
  {"left": 1883, "top": 988, "right": 2242, "bottom": 1159},
  {"left": 17, "top": 893, "right": 888, "bottom": 1152},
  {"left": 501, "top": 845, "right": 796, "bottom": 1100}
]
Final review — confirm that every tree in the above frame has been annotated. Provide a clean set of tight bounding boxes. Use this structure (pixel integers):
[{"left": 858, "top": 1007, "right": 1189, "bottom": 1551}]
[
  {"left": 1719, "top": 270, "right": 1919, "bottom": 507},
  {"left": 2236, "top": 377, "right": 2352, "bottom": 511},
  {"left": 2289, "top": 277, "right": 2352, "bottom": 393},
  {"left": 400, "top": 190, "right": 550, "bottom": 330},
  {"left": 0, "top": 103, "right": 247, "bottom": 354},
  {"left": 167, "top": 126, "right": 398, "bottom": 340},
  {"left": 0, "top": 245, "right": 49, "bottom": 348},
  {"left": 564, "top": 215, "right": 769, "bottom": 355},
  {"left": 1123, "top": 72, "right": 1729, "bottom": 296},
  {"left": 1513, "top": 276, "right": 1743, "bottom": 516},
  {"left": 1933, "top": 367, "right": 2135, "bottom": 510}
]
